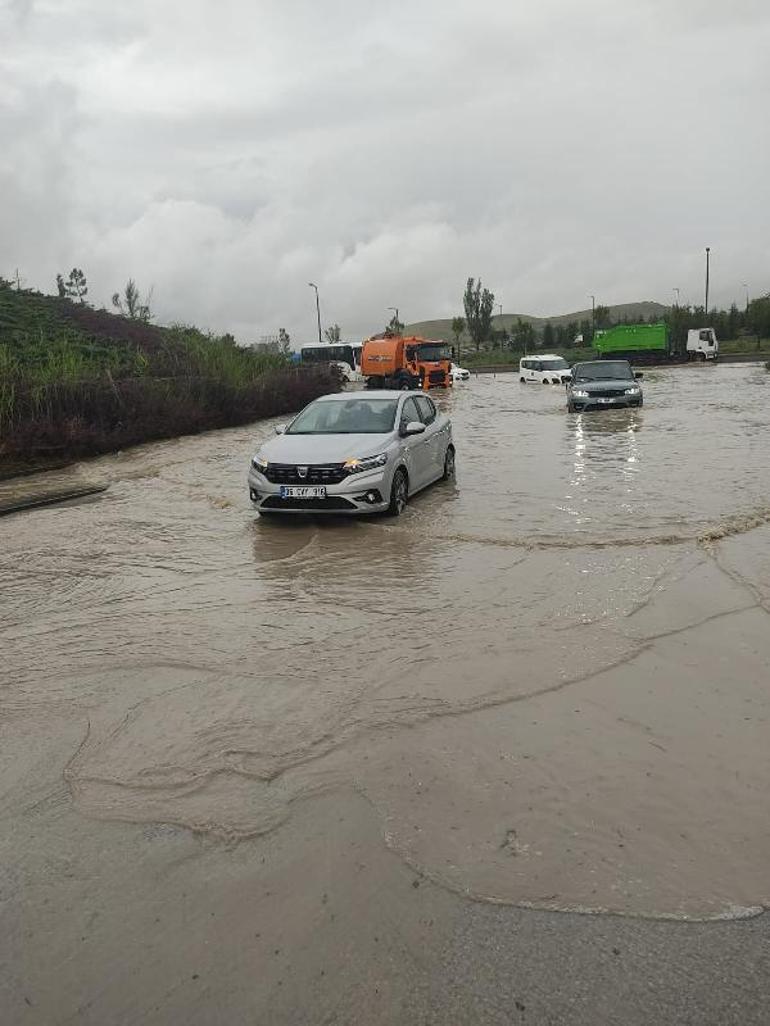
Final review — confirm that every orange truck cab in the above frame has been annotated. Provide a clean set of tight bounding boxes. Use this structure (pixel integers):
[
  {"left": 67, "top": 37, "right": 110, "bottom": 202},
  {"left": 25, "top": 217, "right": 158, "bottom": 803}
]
[{"left": 361, "top": 335, "right": 453, "bottom": 391}]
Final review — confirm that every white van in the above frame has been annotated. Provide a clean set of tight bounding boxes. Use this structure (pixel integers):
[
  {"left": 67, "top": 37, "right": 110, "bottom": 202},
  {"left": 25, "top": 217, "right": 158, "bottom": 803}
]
[
  {"left": 519, "top": 354, "right": 572, "bottom": 384},
  {"left": 686, "top": 328, "right": 718, "bottom": 361}
]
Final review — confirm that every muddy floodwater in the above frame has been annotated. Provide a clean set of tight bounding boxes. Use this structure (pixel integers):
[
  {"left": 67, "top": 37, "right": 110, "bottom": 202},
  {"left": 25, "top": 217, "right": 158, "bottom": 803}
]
[{"left": 2, "top": 363, "right": 770, "bottom": 1021}]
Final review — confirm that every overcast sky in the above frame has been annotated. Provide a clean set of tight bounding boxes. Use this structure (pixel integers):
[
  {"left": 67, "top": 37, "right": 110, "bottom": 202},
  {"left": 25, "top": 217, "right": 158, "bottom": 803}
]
[{"left": 2, "top": 0, "right": 768, "bottom": 342}]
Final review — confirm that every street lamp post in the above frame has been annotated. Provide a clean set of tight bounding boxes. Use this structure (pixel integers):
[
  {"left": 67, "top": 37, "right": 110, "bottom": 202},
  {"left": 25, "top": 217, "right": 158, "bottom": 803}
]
[
  {"left": 588, "top": 294, "right": 595, "bottom": 339},
  {"left": 742, "top": 282, "right": 749, "bottom": 313},
  {"left": 704, "top": 247, "right": 710, "bottom": 320},
  {"left": 308, "top": 282, "right": 322, "bottom": 344}
]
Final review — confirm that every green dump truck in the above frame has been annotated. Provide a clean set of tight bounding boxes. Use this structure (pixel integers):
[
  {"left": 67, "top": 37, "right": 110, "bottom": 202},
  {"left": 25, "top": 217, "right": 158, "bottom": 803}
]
[{"left": 594, "top": 322, "right": 672, "bottom": 363}]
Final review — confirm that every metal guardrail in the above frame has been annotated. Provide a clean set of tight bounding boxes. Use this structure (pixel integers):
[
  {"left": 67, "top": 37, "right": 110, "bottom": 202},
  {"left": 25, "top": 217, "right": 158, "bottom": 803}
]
[{"left": 467, "top": 353, "right": 770, "bottom": 374}]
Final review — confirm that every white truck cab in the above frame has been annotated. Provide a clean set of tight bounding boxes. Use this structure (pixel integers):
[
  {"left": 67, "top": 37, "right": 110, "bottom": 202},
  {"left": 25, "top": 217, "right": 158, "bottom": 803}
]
[{"left": 686, "top": 328, "right": 718, "bottom": 361}]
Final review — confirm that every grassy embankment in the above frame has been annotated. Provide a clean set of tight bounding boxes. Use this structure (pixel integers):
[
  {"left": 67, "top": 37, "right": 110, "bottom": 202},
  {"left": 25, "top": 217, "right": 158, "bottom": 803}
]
[{"left": 0, "top": 281, "right": 338, "bottom": 476}]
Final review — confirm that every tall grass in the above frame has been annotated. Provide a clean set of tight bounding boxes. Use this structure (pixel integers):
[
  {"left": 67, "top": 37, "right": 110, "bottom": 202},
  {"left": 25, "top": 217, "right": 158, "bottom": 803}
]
[{"left": 0, "top": 284, "right": 341, "bottom": 468}]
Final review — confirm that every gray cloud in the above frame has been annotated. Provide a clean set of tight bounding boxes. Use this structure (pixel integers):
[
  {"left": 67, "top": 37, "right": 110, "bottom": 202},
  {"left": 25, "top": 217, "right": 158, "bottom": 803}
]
[{"left": 1, "top": 0, "right": 768, "bottom": 341}]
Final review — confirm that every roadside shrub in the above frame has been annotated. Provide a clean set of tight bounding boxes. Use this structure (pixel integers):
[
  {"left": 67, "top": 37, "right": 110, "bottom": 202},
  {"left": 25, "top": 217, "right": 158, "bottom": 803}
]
[{"left": 0, "top": 366, "right": 340, "bottom": 465}]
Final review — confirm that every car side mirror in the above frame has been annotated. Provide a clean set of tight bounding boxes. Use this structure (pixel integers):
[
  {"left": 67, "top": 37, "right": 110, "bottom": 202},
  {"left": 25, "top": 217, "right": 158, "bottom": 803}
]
[
  {"left": 634, "top": 372, "right": 644, "bottom": 380},
  {"left": 401, "top": 420, "right": 426, "bottom": 437},
  {"left": 274, "top": 423, "right": 287, "bottom": 435}
]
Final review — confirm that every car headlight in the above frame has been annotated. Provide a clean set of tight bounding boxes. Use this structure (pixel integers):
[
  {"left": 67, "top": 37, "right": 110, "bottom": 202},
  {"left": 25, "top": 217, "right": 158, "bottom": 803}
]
[
  {"left": 251, "top": 454, "right": 269, "bottom": 472},
  {"left": 624, "top": 386, "right": 640, "bottom": 395},
  {"left": 571, "top": 389, "right": 589, "bottom": 398},
  {"left": 343, "top": 452, "right": 388, "bottom": 474}
]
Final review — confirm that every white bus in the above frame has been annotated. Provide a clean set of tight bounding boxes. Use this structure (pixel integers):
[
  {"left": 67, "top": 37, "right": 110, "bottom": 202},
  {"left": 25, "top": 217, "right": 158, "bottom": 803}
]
[{"left": 299, "top": 342, "right": 363, "bottom": 382}]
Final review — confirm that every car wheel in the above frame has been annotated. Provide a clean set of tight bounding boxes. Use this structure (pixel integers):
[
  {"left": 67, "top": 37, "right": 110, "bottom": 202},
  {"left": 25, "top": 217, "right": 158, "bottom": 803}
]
[
  {"left": 388, "top": 469, "right": 409, "bottom": 515},
  {"left": 398, "top": 378, "right": 412, "bottom": 391},
  {"left": 442, "top": 446, "right": 456, "bottom": 481},
  {"left": 520, "top": 376, "right": 525, "bottom": 382}
]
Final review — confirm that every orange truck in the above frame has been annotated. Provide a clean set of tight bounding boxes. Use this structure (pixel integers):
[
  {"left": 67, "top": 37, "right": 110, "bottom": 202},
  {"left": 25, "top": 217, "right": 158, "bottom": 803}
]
[{"left": 361, "top": 335, "right": 453, "bottom": 390}]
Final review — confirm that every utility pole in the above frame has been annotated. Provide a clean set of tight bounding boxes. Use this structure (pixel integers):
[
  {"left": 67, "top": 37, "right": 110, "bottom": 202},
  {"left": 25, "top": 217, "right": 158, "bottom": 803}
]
[
  {"left": 704, "top": 247, "right": 710, "bottom": 320},
  {"left": 308, "top": 282, "right": 322, "bottom": 344},
  {"left": 742, "top": 282, "right": 749, "bottom": 313},
  {"left": 588, "top": 294, "right": 595, "bottom": 339}
]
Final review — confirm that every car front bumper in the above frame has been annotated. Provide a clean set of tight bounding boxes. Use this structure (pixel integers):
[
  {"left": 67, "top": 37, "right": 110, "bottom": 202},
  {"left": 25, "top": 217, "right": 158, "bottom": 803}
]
[
  {"left": 247, "top": 466, "right": 393, "bottom": 515},
  {"left": 569, "top": 394, "right": 643, "bottom": 411}
]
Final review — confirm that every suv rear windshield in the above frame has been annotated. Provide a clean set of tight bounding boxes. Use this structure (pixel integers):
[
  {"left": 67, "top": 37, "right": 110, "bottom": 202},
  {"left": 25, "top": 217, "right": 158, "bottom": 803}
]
[{"left": 573, "top": 362, "right": 633, "bottom": 382}]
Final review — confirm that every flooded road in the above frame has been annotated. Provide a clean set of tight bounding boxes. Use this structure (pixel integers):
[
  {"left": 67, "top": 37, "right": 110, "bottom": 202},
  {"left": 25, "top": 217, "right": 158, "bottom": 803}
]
[{"left": 2, "top": 363, "right": 770, "bottom": 1022}]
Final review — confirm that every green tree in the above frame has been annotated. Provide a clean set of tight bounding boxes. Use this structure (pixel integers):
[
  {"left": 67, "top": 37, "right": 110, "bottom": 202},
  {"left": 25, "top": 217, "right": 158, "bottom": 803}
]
[
  {"left": 278, "top": 327, "right": 291, "bottom": 353},
  {"left": 542, "top": 322, "right": 555, "bottom": 349},
  {"left": 324, "top": 323, "right": 341, "bottom": 343},
  {"left": 451, "top": 316, "right": 465, "bottom": 346},
  {"left": 112, "top": 279, "right": 153, "bottom": 321},
  {"left": 747, "top": 294, "right": 770, "bottom": 343},
  {"left": 512, "top": 318, "right": 534, "bottom": 352},
  {"left": 385, "top": 313, "right": 404, "bottom": 337},
  {"left": 463, "top": 277, "right": 495, "bottom": 351},
  {"left": 594, "top": 304, "right": 611, "bottom": 329},
  {"left": 64, "top": 267, "right": 88, "bottom": 303},
  {"left": 451, "top": 315, "right": 466, "bottom": 362},
  {"left": 55, "top": 273, "right": 67, "bottom": 298}
]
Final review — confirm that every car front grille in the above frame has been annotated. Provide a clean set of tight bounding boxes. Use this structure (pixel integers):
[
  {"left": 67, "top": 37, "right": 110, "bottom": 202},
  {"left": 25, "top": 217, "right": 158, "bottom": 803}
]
[
  {"left": 261, "top": 495, "right": 356, "bottom": 511},
  {"left": 263, "top": 463, "right": 348, "bottom": 484},
  {"left": 428, "top": 370, "right": 446, "bottom": 383},
  {"left": 582, "top": 389, "right": 627, "bottom": 399}
]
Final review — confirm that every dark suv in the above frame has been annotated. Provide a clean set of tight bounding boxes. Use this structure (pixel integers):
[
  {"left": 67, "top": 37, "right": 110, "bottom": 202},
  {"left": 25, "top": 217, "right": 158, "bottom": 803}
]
[{"left": 566, "top": 360, "right": 643, "bottom": 412}]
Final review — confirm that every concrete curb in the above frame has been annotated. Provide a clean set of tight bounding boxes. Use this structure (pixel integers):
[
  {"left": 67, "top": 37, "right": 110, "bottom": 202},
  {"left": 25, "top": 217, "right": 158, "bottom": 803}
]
[{"left": 0, "top": 485, "right": 108, "bottom": 517}]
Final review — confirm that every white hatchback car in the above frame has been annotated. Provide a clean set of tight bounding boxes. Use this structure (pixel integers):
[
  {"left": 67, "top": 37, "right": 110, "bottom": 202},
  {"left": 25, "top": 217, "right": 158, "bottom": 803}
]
[
  {"left": 450, "top": 362, "right": 471, "bottom": 382},
  {"left": 519, "top": 355, "right": 572, "bottom": 385}
]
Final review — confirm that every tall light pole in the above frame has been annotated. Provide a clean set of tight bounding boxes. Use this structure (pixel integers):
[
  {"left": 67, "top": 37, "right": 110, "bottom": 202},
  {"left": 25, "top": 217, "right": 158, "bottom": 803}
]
[
  {"left": 308, "top": 282, "right": 322, "bottom": 343},
  {"left": 742, "top": 282, "right": 749, "bottom": 313},
  {"left": 704, "top": 247, "right": 710, "bottom": 320},
  {"left": 588, "top": 294, "right": 595, "bottom": 338}
]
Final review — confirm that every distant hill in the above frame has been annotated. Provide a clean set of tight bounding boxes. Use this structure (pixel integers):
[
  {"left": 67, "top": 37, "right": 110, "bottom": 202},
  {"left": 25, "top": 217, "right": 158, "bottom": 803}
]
[{"left": 405, "top": 301, "right": 668, "bottom": 340}]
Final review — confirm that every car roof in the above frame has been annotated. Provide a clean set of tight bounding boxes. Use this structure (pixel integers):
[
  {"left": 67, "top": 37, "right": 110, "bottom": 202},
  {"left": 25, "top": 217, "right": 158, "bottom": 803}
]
[
  {"left": 520, "top": 354, "right": 565, "bottom": 361},
  {"left": 574, "top": 359, "right": 630, "bottom": 366},
  {"left": 315, "top": 390, "right": 410, "bottom": 401}
]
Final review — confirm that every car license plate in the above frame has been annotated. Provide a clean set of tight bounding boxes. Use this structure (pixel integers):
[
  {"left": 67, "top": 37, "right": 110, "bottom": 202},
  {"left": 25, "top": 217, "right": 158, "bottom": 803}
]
[
  {"left": 279, "top": 486, "right": 326, "bottom": 498},
  {"left": 597, "top": 397, "right": 614, "bottom": 404}
]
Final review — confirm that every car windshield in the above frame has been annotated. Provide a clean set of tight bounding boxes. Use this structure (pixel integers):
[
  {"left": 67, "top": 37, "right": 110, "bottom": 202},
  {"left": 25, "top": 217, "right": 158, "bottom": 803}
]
[
  {"left": 574, "top": 362, "right": 633, "bottom": 382},
  {"left": 287, "top": 398, "right": 399, "bottom": 434},
  {"left": 542, "top": 358, "right": 569, "bottom": 370},
  {"left": 409, "top": 344, "right": 450, "bottom": 361}
]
